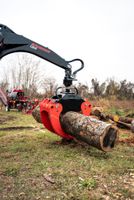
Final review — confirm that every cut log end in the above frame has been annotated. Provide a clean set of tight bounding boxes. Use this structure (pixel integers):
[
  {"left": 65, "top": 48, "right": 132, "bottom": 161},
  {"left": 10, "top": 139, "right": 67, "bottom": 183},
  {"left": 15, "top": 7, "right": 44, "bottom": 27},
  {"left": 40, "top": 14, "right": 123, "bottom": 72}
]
[{"left": 100, "top": 126, "right": 118, "bottom": 151}]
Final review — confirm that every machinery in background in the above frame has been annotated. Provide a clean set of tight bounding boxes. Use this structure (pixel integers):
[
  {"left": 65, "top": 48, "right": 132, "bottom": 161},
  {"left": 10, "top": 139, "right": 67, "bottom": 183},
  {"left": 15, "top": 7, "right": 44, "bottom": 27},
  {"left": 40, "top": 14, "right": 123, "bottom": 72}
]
[
  {"left": 0, "top": 88, "right": 8, "bottom": 109},
  {"left": 6, "top": 89, "right": 27, "bottom": 111},
  {"left": 6, "top": 88, "right": 39, "bottom": 113}
]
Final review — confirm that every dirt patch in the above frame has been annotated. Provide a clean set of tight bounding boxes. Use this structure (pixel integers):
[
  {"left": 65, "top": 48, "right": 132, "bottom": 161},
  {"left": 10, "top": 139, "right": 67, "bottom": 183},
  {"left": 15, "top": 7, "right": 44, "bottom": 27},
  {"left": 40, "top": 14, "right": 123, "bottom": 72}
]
[
  {"left": 0, "top": 126, "right": 35, "bottom": 131},
  {"left": 119, "top": 129, "right": 134, "bottom": 145},
  {"left": 0, "top": 116, "right": 16, "bottom": 124},
  {"left": 119, "top": 137, "right": 134, "bottom": 145}
]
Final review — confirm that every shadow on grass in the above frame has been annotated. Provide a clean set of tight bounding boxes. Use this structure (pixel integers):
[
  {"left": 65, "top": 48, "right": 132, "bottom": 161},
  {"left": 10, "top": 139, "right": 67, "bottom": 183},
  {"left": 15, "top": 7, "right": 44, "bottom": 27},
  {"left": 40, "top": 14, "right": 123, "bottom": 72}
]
[{"left": 51, "top": 139, "right": 111, "bottom": 160}]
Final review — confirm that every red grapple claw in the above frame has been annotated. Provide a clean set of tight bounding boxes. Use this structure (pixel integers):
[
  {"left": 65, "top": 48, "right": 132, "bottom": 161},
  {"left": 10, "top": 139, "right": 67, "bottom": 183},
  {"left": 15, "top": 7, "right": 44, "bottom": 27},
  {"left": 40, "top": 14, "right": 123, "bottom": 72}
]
[
  {"left": 81, "top": 100, "right": 92, "bottom": 116},
  {"left": 40, "top": 98, "right": 91, "bottom": 139},
  {"left": 40, "top": 99, "right": 73, "bottom": 139}
]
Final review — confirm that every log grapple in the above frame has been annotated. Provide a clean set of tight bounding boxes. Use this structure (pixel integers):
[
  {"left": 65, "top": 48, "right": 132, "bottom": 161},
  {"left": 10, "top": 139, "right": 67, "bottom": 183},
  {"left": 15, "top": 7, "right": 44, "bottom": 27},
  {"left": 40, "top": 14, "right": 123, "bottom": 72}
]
[
  {"left": 40, "top": 88, "right": 91, "bottom": 139},
  {"left": 0, "top": 25, "right": 119, "bottom": 151},
  {"left": 0, "top": 24, "right": 92, "bottom": 139}
]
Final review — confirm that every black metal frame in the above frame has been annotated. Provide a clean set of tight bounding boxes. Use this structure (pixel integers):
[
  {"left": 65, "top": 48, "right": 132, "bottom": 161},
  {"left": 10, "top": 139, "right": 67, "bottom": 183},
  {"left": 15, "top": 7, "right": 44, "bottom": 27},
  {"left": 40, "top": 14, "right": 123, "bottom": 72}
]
[{"left": 0, "top": 24, "right": 84, "bottom": 87}]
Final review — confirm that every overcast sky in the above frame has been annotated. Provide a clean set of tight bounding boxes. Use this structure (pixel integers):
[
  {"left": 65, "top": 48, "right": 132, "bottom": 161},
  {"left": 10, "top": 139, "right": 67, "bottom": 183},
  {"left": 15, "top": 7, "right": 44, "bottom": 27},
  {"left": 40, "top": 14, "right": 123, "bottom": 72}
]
[{"left": 0, "top": 0, "right": 134, "bottom": 86}]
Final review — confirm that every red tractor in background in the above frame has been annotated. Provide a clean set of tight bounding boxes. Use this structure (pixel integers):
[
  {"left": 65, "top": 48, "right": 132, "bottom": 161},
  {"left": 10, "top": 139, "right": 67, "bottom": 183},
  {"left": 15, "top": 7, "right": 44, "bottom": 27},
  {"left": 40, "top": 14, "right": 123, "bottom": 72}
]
[
  {"left": 6, "top": 89, "right": 39, "bottom": 113},
  {"left": 6, "top": 89, "right": 28, "bottom": 112}
]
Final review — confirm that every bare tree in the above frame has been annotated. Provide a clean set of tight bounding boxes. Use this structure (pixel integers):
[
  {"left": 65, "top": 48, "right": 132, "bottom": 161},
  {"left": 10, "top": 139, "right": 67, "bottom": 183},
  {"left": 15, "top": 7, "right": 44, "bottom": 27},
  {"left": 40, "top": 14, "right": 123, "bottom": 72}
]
[
  {"left": 76, "top": 82, "right": 89, "bottom": 98},
  {"left": 118, "top": 80, "right": 134, "bottom": 100},
  {"left": 0, "top": 54, "right": 44, "bottom": 97},
  {"left": 0, "top": 80, "right": 9, "bottom": 92},
  {"left": 105, "top": 78, "right": 119, "bottom": 97},
  {"left": 91, "top": 78, "right": 106, "bottom": 97},
  {"left": 41, "top": 77, "right": 58, "bottom": 97}
]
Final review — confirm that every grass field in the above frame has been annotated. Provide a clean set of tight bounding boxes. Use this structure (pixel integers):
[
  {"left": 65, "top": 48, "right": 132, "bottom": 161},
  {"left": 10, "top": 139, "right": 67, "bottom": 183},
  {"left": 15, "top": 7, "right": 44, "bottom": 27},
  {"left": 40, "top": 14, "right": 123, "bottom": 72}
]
[{"left": 0, "top": 104, "right": 134, "bottom": 200}]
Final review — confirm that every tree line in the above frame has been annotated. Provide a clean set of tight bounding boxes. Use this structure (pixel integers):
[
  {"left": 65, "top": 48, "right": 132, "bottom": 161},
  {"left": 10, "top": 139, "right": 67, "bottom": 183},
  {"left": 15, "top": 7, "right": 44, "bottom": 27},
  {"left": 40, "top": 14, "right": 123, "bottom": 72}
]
[
  {"left": 0, "top": 55, "right": 133, "bottom": 100},
  {"left": 77, "top": 78, "right": 134, "bottom": 100}
]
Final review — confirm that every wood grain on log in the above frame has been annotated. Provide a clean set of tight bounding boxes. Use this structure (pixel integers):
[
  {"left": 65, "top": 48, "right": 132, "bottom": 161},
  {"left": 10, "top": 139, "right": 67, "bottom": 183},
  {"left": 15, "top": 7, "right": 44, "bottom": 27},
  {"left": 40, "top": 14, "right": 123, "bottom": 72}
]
[{"left": 60, "top": 111, "right": 118, "bottom": 152}]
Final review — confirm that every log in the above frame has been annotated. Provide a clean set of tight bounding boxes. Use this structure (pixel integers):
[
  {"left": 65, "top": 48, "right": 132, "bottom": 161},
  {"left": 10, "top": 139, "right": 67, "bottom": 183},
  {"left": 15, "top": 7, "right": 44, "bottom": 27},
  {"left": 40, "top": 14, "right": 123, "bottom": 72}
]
[
  {"left": 32, "top": 105, "right": 42, "bottom": 123},
  {"left": 115, "top": 120, "right": 134, "bottom": 133},
  {"left": 116, "top": 121, "right": 131, "bottom": 129},
  {"left": 109, "top": 115, "right": 133, "bottom": 124},
  {"left": 32, "top": 106, "right": 118, "bottom": 152},
  {"left": 60, "top": 112, "right": 118, "bottom": 151},
  {"left": 126, "top": 112, "right": 134, "bottom": 118},
  {"left": 91, "top": 107, "right": 133, "bottom": 124},
  {"left": 131, "top": 120, "right": 134, "bottom": 133},
  {"left": 91, "top": 107, "right": 134, "bottom": 132}
]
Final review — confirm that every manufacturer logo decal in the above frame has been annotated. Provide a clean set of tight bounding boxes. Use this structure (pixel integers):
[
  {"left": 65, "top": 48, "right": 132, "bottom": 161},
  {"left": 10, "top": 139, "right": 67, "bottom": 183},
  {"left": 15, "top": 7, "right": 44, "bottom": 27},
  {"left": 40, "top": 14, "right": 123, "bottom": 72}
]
[{"left": 30, "top": 42, "right": 51, "bottom": 53}]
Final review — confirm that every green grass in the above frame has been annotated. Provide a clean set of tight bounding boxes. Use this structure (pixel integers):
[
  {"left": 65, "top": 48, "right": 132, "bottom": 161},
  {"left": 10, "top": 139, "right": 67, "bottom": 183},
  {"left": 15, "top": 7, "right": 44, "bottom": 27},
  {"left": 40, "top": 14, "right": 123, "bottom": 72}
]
[
  {"left": 0, "top": 110, "right": 134, "bottom": 200},
  {"left": 107, "top": 106, "right": 126, "bottom": 116}
]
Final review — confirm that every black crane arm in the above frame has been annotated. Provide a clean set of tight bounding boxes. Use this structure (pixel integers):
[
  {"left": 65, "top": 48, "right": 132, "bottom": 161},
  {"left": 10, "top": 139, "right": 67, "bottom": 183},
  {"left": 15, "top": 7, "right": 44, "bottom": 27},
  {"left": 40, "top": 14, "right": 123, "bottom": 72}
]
[{"left": 0, "top": 24, "right": 84, "bottom": 86}]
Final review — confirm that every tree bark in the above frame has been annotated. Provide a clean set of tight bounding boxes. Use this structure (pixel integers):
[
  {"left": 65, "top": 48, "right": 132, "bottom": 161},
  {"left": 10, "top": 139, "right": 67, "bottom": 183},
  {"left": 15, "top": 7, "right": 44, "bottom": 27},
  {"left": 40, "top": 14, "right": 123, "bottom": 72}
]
[
  {"left": 60, "top": 112, "right": 118, "bottom": 152},
  {"left": 32, "top": 106, "right": 118, "bottom": 152},
  {"left": 32, "top": 105, "right": 42, "bottom": 123}
]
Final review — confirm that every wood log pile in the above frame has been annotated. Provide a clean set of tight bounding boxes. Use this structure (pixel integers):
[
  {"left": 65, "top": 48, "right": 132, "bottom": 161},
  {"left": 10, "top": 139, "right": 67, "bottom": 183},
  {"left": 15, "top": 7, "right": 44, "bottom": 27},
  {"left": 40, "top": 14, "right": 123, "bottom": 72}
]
[{"left": 91, "top": 107, "right": 134, "bottom": 133}]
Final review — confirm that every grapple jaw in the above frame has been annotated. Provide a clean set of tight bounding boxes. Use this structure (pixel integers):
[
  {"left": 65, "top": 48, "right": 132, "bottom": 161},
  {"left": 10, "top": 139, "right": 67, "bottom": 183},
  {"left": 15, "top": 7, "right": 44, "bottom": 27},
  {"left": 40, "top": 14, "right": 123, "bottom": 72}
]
[{"left": 40, "top": 93, "right": 91, "bottom": 139}]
